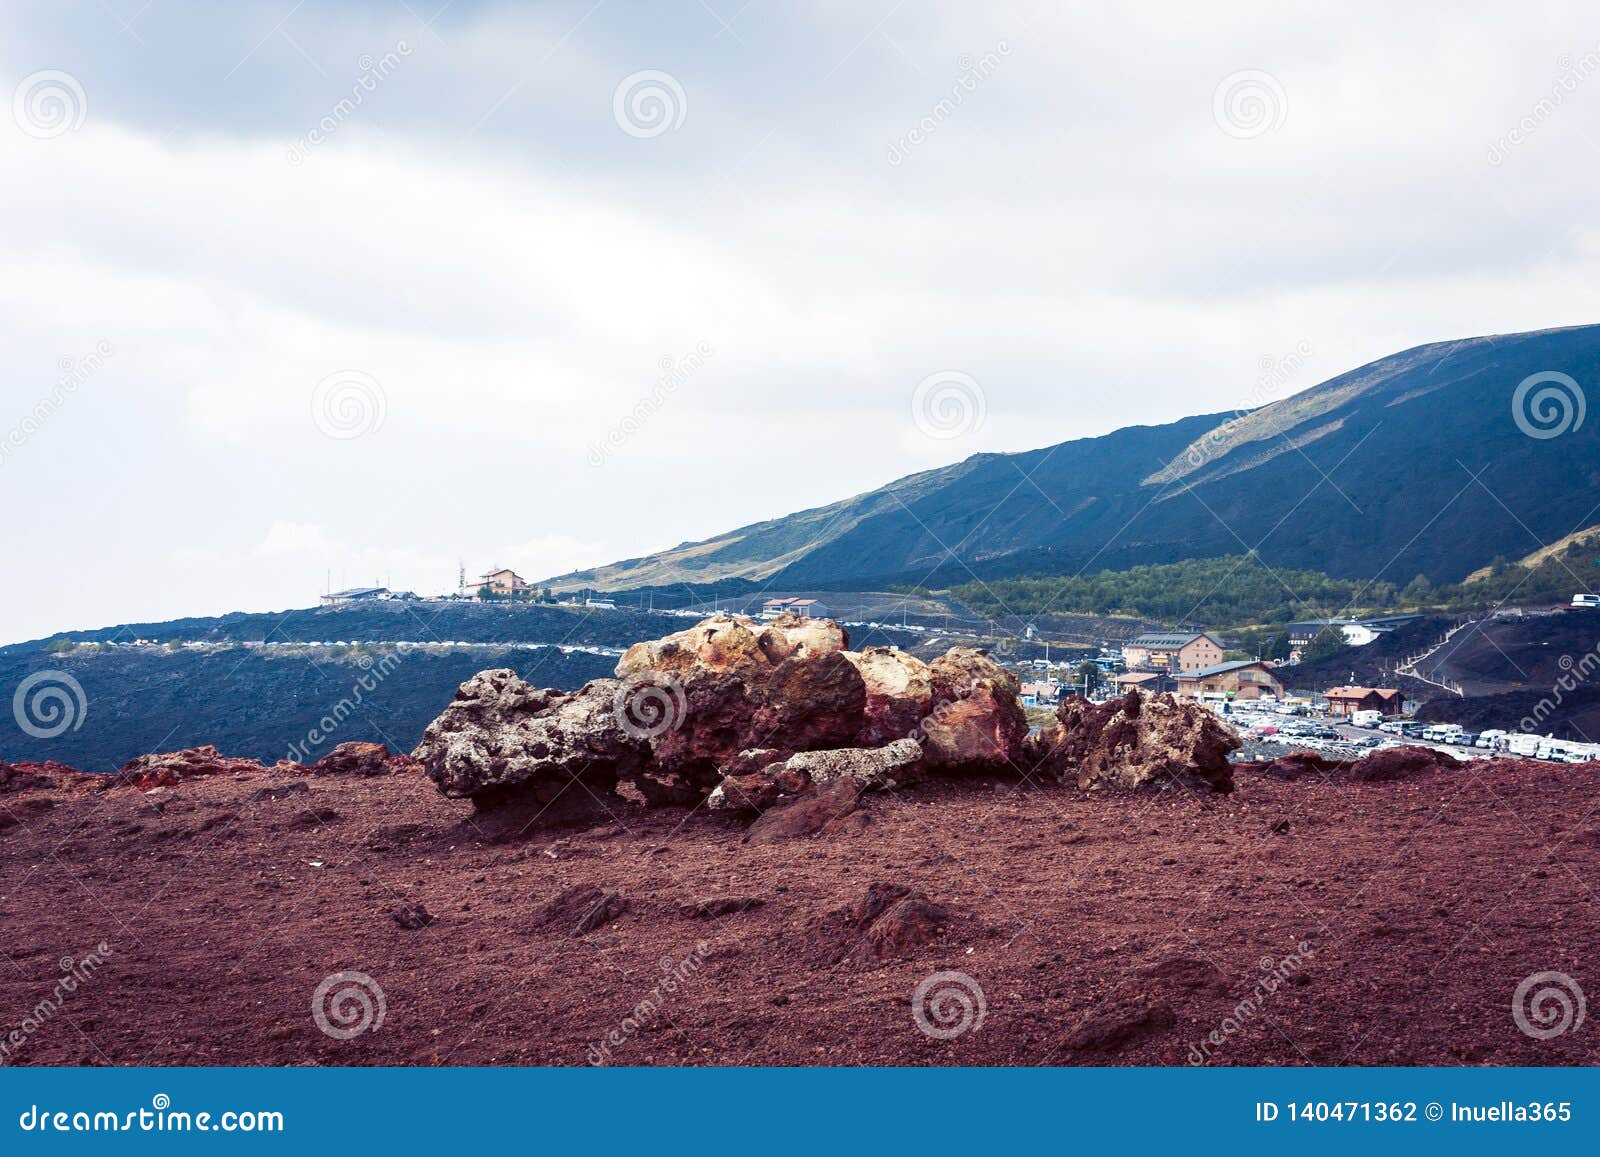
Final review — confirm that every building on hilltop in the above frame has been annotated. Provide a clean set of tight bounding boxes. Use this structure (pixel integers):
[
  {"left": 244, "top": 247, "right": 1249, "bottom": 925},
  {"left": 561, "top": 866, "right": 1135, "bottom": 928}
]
[
  {"left": 1287, "top": 615, "right": 1420, "bottom": 647},
  {"left": 320, "top": 586, "right": 389, "bottom": 606},
  {"left": 760, "top": 596, "right": 831, "bottom": 620},
  {"left": 467, "top": 568, "right": 532, "bottom": 597},
  {"left": 1121, "top": 631, "right": 1225, "bottom": 673}
]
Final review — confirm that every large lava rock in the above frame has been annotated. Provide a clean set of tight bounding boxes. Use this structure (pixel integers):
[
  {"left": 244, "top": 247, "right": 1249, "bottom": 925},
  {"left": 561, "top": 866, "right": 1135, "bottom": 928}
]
[
  {"left": 410, "top": 670, "right": 649, "bottom": 812},
  {"left": 1029, "top": 689, "right": 1237, "bottom": 793},
  {"left": 919, "top": 648, "right": 1028, "bottom": 772},
  {"left": 612, "top": 614, "right": 865, "bottom": 791},
  {"left": 707, "top": 737, "right": 924, "bottom": 810},
  {"left": 843, "top": 646, "right": 935, "bottom": 745}
]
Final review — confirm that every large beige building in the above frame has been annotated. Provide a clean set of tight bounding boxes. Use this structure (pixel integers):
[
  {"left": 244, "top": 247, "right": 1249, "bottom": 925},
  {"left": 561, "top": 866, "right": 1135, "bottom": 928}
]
[
  {"left": 467, "top": 568, "right": 532, "bottom": 597},
  {"left": 1176, "top": 660, "right": 1285, "bottom": 700},
  {"left": 1121, "top": 631, "right": 1225, "bottom": 673}
]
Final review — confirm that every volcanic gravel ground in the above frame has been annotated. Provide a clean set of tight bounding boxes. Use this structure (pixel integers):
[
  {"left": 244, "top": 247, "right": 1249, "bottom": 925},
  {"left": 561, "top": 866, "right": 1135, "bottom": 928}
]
[{"left": 1, "top": 760, "right": 1597, "bottom": 1066}]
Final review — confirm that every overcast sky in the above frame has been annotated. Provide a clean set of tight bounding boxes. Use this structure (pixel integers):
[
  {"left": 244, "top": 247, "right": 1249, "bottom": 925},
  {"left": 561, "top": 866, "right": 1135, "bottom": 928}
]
[{"left": 4, "top": 1, "right": 1600, "bottom": 643}]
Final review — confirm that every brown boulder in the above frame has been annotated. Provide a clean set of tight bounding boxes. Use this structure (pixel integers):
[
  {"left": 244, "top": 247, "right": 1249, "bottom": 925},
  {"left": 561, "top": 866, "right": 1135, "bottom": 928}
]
[
  {"left": 745, "top": 777, "right": 862, "bottom": 843},
  {"left": 916, "top": 648, "right": 1028, "bottom": 773},
  {"left": 614, "top": 616, "right": 865, "bottom": 788},
  {"left": 707, "top": 766, "right": 812, "bottom": 812},
  {"left": 115, "top": 745, "right": 274, "bottom": 790},
  {"left": 920, "top": 684, "right": 1028, "bottom": 773},
  {"left": 1347, "top": 744, "right": 1462, "bottom": 781},
  {"left": 309, "top": 742, "right": 422, "bottom": 777},
  {"left": 843, "top": 647, "right": 935, "bottom": 745},
  {"left": 410, "top": 671, "right": 649, "bottom": 808},
  {"left": 1029, "top": 689, "right": 1237, "bottom": 793}
]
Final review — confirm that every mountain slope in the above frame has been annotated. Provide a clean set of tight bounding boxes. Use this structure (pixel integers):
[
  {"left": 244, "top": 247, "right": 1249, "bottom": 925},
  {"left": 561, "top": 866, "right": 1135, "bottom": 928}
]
[{"left": 548, "top": 324, "right": 1600, "bottom": 591}]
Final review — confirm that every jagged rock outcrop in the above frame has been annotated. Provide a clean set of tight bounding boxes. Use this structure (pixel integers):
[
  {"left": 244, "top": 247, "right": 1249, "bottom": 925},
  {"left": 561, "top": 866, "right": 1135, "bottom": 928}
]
[
  {"left": 115, "top": 745, "right": 289, "bottom": 790},
  {"left": 707, "top": 738, "right": 923, "bottom": 811},
  {"left": 411, "top": 614, "right": 1027, "bottom": 822},
  {"left": 411, "top": 670, "right": 649, "bottom": 811},
  {"left": 609, "top": 614, "right": 865, "bottom": 794},
  {"left": 311, "top": 741, "right": 423, "bottom": 777},
  {"left": 919, "top": 649, "right": 1028, "bottom": 772},
  {"left": 1029, "top": 689, "right": 1238, "bottom": 793},
  {"left": 843, "top": 646, "right": 935, "bottom": 745}
]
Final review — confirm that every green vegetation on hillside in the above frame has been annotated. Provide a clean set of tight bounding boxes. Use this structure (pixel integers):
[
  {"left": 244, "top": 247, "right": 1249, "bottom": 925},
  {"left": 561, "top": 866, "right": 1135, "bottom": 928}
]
[
  {"left": 934, "top": 555, "right": 1398, "bottom": 628},
  {"left": 912, "top": 543, "right": 1600, "bottom": 634}
]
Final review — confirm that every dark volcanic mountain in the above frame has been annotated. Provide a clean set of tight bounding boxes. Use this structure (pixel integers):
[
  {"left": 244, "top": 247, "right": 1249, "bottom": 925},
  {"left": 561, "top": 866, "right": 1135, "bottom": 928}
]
[{"left": 549, "top": 325, "right": 1600, "bottom": 592}]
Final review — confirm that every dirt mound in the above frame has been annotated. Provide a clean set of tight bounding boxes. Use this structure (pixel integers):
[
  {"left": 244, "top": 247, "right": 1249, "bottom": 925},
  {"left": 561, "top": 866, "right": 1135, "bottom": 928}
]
[
  {"left": 806, "top": 882, "right": 953, "bottom": 964},
  {"left": 1030, "top": 689, "right": 1237, "bottom": 793},
  {"left": 531, "top": 885, "right": 629, "bottom": 937},
  {"left": 746, "top": 778, "right": 864, "bottom": 844},
  {"left": 1347, "top": 744, "right": 1463, "bottom": 781},
  {"left": 1236, "top": 744, "right": 1463, "bottom": 783}
]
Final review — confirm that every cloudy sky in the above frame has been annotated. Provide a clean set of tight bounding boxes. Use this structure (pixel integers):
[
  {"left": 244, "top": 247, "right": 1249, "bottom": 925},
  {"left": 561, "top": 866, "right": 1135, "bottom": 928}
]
[{"left": 3, "top": 1, "right": 1600, "bottom": 643}]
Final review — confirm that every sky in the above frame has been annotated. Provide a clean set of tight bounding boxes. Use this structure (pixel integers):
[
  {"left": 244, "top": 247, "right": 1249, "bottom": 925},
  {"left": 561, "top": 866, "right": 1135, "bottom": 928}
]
[{"left": 3, "top": 1, "right": 1600, "bottom": 643}]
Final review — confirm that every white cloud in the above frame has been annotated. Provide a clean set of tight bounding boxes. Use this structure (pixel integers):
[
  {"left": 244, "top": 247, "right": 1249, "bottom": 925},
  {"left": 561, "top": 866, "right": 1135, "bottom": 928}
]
[{"left": 3, "top": 1, "right": 1600, "bottom": 643}]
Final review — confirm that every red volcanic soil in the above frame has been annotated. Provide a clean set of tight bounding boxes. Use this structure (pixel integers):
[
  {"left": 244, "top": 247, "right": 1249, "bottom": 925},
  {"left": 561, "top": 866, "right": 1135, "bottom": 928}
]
[{"left": 1, "top": 756, "right": 1597, "bottom": 1066}]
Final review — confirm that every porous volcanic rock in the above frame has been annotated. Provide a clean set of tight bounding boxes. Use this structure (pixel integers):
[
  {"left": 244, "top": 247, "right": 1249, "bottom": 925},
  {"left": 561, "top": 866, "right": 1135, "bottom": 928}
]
[
  {"left": 310, "top": 741, "right": 422, "bottom": 778},
  {"left": 918, "top": 649, "right": 1028, "bottom": 773},
  {"left": 745, "top": 777, "right": 862, "bottom": 844},
  {"left": 410, "top": 670, "right": 648, "bottom": 810},
  {"left": 1029, "top": 689, "right": 1237, "bottom": 793},
  {"left": 612, "top": 615, "right": 866, "bottom": 790},
  {"left": 708, "top": 739, "right": 922, "bottom": 812},
  {"left": 783, "top": 738, "right": 924, "bottom": 789},
  {"left": 843, "top": 647, "right": 935, "bottom": 745},
  {"left": 115, "top": 745, "right": 284, "bottom": 790}
]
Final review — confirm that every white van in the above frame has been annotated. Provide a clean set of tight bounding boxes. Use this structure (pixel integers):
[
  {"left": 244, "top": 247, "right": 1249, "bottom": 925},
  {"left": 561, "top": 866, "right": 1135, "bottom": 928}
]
[
  {"left": 1505, "top": 733, "right": 1543, "bottom": 757},
  {"left": 1572, "top": 593, "right": 1600, "bottom": 608},
  {"left": 1350, "top": 709, "right": 1384, "bottom": 728}
]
